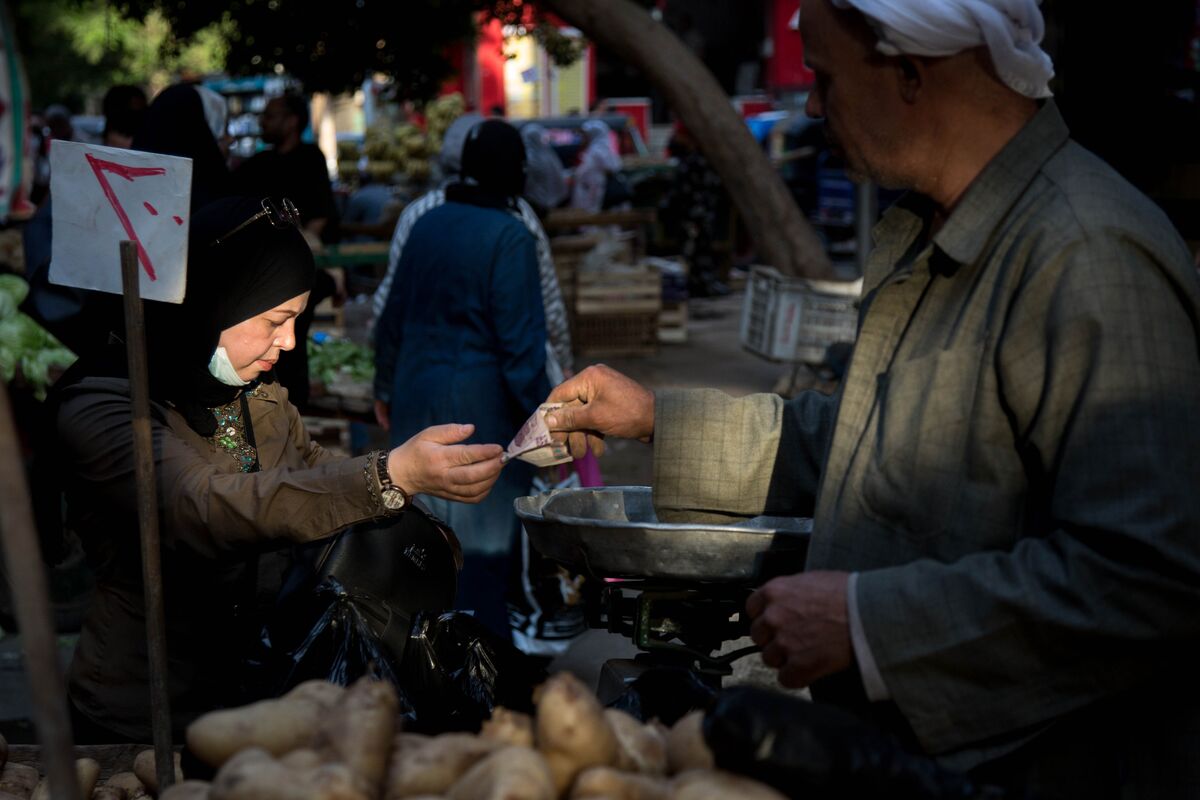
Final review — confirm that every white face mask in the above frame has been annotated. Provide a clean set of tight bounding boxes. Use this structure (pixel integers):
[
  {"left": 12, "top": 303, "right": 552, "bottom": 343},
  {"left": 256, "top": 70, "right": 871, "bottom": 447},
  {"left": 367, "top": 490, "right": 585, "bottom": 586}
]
[{"left": 208, "top": 346, "right": 250, "bottom": 387}]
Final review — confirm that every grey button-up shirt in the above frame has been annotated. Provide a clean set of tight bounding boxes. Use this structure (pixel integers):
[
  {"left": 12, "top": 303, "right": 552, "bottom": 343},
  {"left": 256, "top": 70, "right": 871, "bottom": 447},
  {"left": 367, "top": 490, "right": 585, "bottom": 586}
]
[{"left": 651, "top": 102, "right": 1200, "bottom": 766}]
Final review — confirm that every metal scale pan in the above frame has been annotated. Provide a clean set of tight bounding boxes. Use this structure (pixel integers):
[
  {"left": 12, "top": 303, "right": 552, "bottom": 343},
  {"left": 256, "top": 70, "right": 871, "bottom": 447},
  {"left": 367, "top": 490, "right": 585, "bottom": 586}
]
[{"left": 514, "top": 486, "right": 811, "bottom": 584}]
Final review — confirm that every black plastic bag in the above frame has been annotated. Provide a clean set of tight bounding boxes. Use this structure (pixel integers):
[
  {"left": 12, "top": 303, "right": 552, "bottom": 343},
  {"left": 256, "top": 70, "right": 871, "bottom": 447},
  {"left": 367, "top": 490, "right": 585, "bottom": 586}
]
[
  {"left": 400, "top": 610, "right": 544, "bottom": 733},
  {"left": 704, "top": 686, "right": 1006, "bottom": 800},
  {"left": 607, "top": 666, "right": 719, "bottom": 726}
]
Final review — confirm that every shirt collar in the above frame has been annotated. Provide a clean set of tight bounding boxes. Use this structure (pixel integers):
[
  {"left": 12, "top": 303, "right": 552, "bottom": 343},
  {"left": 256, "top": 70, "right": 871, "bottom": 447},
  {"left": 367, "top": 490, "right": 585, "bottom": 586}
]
[{"left": 869, "top": 100, "right": 1071, "bottom": 275}]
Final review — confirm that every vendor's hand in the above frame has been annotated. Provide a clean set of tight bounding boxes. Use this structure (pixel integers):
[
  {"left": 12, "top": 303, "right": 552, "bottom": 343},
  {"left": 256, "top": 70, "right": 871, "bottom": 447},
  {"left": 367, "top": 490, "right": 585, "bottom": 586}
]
[
  {"left": 544, "top": 364, "right": 654, "bottom": 459},
  {"left": 374, "top": 400, "right": 390, "bottom": 431},
  {"left": 746, "top": 571, "right": 853, "bottom": 689},
  {"left": 388, "top": 423, "right": 503, "bottom": 503}
]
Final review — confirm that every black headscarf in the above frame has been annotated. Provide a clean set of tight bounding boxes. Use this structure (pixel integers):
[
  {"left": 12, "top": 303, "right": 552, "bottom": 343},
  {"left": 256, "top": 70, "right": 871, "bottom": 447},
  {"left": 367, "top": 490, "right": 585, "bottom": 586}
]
[
  {"left": 445, "top": 119, "right": 527, "bottom": 211},
  {"left": 133, "top": 84, "right": 232, "bottom": 208},
  {"left": 54, "top": 196, "right": 316, "bottom": 436}
]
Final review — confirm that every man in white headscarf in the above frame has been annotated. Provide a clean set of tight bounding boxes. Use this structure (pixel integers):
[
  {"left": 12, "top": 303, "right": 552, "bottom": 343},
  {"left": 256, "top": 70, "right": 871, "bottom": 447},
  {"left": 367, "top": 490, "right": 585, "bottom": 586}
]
[{"left": 539, "top": 0, "right": 1200, "bottom": 794}]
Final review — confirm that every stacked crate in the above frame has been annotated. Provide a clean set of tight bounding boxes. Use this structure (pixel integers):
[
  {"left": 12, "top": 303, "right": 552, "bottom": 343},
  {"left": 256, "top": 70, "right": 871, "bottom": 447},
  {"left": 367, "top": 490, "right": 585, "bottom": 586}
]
[
  {"left": 573, "top": 264, "right": 662, "bottom": 357},
  {"left": 651, "top": 257, "right": 690, "bottom": 344}
]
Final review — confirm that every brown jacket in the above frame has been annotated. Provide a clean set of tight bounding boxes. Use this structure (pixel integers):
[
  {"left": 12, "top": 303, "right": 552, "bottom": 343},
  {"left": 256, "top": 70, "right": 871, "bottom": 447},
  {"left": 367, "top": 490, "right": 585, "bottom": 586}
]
[{"left": 57, "top": 376, "right": 393, "bottom": 740}]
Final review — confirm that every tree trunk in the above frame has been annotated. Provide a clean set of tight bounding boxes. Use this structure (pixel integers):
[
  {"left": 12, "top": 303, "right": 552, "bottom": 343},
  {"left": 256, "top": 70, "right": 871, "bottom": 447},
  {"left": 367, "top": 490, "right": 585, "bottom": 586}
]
[{"left": 542, "top": 0, "right": 833, "bottom": 279}]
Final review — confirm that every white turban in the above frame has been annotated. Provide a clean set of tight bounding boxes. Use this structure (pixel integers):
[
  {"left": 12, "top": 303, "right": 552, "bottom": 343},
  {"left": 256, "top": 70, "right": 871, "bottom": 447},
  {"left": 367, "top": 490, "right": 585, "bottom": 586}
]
[{"left": 831, "top": 0, "right": 1054, "bottom": 99}]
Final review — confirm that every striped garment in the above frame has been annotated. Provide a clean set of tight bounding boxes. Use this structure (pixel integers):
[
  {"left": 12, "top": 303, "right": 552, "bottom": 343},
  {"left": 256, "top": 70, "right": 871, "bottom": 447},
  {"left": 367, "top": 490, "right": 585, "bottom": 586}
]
[{"left": 371, "top": 189, "right": 573, "bottom": 378}]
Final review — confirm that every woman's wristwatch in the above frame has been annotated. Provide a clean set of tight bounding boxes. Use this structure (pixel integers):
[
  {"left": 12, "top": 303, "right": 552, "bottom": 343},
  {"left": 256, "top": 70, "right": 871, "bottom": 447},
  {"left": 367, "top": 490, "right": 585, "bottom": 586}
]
[{"left": 374, "top": 449, "right": 410, "bottom": 511}]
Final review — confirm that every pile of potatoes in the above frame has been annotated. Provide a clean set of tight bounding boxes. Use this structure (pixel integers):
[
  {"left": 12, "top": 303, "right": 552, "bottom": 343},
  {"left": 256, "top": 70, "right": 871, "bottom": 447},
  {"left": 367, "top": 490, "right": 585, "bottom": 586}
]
[
  {"left": 0, "top": 730, "right": 183, "bottom": 799},
  {"left": 175, "top": 672, "right": 784, "bottom": 800}
]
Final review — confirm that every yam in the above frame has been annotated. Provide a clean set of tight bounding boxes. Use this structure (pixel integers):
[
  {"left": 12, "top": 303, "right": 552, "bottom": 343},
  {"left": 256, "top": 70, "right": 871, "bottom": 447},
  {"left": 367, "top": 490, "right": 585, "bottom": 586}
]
[
  {"left": 103, "top": 772, "right": 147, "bottom": 798},
  {"left": 186, "top": 680, "right": 345, "bottom": 767},
  {"left": 0, "top": 763, "right": 39, "bottom": 797},
  {"left": 669, "top": 769, "right": 786, "bottom": 800},
  {"left": 159, "top": 781, "right": 213, "bottom": 800},
  {"left": 385, "top": 734, "right": 499, "bottom": 798},
  {"left": 31, "top": 757, "right": 100, "bottom": 800},
  {"left": 92, "top": 788, "right": 127, "bottom": 800},
  {"left": 480, "top": 708, "right": 534, "bottom": 749},
  {"left": 533, "top": 673, "right": 618, "bottom": 795},
  {"left": 446, "top": 746, "right": 553, "bottom": 800},
  {"left": 664, "top": 713, "right": 713, "bottom": 774},
  {"left": 210, "top": 748, "right": 367, "bottom": 800},
  {"left": 315, "top": 676, "right": 398, "bottom": 793},
  {"left": 604, "top": 710, "right": 668, "bottom": 775},
  {"left": 133, "top": 749, "right": 183, "bottom": 796},
  {"left": 570, "top": 766, "right": 670, "bottom": 800}
]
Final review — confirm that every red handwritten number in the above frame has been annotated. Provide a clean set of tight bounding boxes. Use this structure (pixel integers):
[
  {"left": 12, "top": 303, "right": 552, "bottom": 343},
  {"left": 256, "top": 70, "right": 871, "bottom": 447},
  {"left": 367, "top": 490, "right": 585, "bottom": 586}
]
[{"left": 85, "top": 153, "right": 168, "bottom": 281}]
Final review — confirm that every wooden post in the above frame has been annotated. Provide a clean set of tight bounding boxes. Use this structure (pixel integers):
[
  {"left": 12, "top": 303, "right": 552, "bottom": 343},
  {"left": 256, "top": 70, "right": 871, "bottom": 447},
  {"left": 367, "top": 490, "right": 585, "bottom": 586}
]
[
  {"left": 0, "top": 387, "right": 81, "bottom": 799},
  {"left": 120, "top": 240, "right": 175, "bottom": 791}
]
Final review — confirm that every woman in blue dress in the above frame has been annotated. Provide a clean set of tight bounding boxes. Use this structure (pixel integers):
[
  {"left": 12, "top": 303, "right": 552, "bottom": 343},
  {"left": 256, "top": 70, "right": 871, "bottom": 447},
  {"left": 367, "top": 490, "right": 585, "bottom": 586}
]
[{"left": 374, "top": 120, "right": 549, "bottom": 638}]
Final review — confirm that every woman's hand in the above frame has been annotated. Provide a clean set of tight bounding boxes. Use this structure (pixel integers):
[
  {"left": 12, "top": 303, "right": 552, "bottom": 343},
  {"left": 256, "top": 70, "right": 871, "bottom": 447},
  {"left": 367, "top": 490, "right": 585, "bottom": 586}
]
[{"left": 388, "top": 423, "right": 503, "bottom": 503}]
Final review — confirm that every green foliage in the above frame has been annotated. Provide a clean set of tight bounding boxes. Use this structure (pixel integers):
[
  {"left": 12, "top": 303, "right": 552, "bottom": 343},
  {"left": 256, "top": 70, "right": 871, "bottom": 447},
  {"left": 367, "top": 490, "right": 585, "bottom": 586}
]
[
  {"left": 307, "top": 335, "right": 373, "bottom": 387},
  {"left": 0, "top": 275, "right": 76, "bottom": 400},
  {"left": 14, "top": 0, "right": 229, "bottom": 109}
]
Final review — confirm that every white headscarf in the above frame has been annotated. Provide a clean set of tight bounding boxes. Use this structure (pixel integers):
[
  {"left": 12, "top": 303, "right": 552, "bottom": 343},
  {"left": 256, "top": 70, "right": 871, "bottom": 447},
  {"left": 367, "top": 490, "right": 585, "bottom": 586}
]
[
  {"left": 194, "top": 86, "right": 229, "bottom": 142},
  {"left": 831, "top": 0, "right": 1054, "bottom": 99}
]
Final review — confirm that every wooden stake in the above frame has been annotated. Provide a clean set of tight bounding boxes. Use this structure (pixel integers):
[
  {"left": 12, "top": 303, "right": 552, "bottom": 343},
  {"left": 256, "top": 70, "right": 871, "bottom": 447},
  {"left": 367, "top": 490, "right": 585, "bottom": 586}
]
[
  {"left": 0, "top": 387, "right": 81, "bottom": 799},
  {"left": 120, "top": 239, "right": 174, "bottom": 791}
]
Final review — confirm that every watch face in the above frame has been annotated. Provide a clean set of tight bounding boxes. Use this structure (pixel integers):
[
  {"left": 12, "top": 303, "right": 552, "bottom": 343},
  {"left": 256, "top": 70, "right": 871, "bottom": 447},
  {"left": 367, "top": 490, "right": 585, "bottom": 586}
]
[{"left": 381, "top": 487, "right": 407, "bottom": 510}]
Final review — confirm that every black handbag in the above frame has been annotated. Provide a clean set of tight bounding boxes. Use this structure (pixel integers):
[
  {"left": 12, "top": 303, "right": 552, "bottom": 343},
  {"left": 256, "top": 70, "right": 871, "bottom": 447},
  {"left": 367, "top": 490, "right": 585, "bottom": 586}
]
[{"left": 242, "top": 500, "right": 462, "bottom": 697}]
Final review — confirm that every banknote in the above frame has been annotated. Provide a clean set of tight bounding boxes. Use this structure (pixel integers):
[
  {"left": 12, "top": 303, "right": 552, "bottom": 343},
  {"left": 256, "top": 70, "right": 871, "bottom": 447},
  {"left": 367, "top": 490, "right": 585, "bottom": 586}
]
[{"left": 503, "top": 402, "right": 573, "bottom": 467}]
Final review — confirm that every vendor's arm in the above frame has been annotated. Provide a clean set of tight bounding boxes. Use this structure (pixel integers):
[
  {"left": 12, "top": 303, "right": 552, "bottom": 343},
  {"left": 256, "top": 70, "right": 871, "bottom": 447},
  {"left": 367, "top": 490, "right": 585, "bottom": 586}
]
[
  {"left": 853, "top": 236, "right": 1200, "bottom": 755},
  {"left": 59, "top": 396, "right": 502, "bottom": 559}
]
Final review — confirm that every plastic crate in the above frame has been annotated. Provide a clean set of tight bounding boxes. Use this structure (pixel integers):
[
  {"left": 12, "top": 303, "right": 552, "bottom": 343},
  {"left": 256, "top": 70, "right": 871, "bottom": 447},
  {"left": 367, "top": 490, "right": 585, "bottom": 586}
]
[{"left": 739, "top": 266, "right": 861, "bottom": 363}]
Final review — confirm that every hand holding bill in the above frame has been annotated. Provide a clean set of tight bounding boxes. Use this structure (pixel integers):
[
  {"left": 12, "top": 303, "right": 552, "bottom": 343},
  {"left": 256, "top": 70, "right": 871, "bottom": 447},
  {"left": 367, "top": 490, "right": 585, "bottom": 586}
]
[{"left": 544, "top": 365, "right": 655, "bottom": 459}]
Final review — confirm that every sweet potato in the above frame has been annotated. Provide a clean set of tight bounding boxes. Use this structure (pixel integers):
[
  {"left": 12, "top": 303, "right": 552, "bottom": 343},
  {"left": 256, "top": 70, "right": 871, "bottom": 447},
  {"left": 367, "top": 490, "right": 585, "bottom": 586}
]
[
  {"left": 445, "top": 746, "right": 554, "bottom": 800},
  {"left": 533, "top": 673, "right": 618, "bottom": 795},
  {"left": 385, "top": 734, "right": 500, "bottom": 798},
  {"left": 664, "top": 712, "right": 713, "bottom": 774},
  {"left": 158, "top": 781, "right": 212, "bottom": 800},
  {"left": 103, "top": 772, "right": 147, "bottom": 799},
  {"left": 210, "top": 748, "right": 367, "bottom": 800},
  {"left": 30, "top": 757, "right": 99, "bottom": 800},
  {"left": 669, "top": 769, "right": 786, "bottom": 800},
  {"left": 480, "top": 708, "right": 534, "bottom": 749},
  {"left": 604, "top": 710, "right": 668, "bottom": 776},
  {"left": 186, "top": 680, "right": 345, "bottom": 767},
  {"left": 133, "top": 749, "right": 183, "bottom": 796},
  {"left": 315, "top": 676, "right": 398, "bottom": 794},
  {"left": 0, "top": 763, "right": 39, "bottom": 797},
  {"left": 570, "top": 766, "right": 670, "bottom": 800}
]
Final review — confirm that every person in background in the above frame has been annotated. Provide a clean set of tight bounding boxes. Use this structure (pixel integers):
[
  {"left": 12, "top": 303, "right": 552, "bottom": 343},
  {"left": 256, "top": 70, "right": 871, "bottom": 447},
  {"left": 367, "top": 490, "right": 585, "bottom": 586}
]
[
  {"left": 520, "top": 123, "right": 568, "bottom": 217},
  {"left": 133, "top": 83, "right": 233, "bottom": 208},
  {"left": 371, "top": 114, "right": 572, "bottom": 386},
  {"left": 100, "top": 85, "right": 147, "bottom": 149},
  {"left": 569, "top": 119, "right": 622, "bottom": 214},
  {"left": 667, "top": 122, "right": 730, "bottom": 297},
  {"left": 373, "top": 120, "right": 548, "bottom": 640},
  {"left": 234, "top": 93, "right": 341, "bottom": 409}
]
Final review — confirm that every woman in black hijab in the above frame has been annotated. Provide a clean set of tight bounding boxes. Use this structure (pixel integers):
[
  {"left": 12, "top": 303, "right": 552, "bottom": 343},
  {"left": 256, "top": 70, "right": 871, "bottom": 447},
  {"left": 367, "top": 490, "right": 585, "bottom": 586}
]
[
  {"left": 54, "top": 197, "right": 504, "bottom": 742},
  {"left": 133, "top": 83, "right": 232, "bottom": 208}
]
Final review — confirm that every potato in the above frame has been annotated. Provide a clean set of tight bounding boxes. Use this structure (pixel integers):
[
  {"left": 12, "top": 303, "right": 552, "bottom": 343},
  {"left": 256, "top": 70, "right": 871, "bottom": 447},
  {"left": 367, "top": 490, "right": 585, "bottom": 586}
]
[
  {"left": 279, "top": 749, "right": 323, "bottom": 771},
  {"left": 210, "top": 748, "right": 367, "bottom": 800},
  {"left": 159, "top": 781, "right": 212, "bottom": 800},
  {"left": 134, "top": 749, "right": 183, "bottom": 796},
  {"left": 385, "top": 734, "right": 499, "bottom": 798},
  {"left": 315, "top": 677, "right": 398, "bottom": 793},
  {"left": 446, "top": 747, "right": 553, "bottom": 800},
  {"left": 664, "top": 713, "right": 713, "bottom": 775},
  {"left": 533, "top": 673, "right": 618, "bottom": 795},
  {"left": 0, "top": 763, "right": 40, "bottom": 797},
  {"left": 92, "top": 788, "right": 127, "bottom": 800},
  {"left": 187, "top": 680, "right": 345, "bottom": 767},
  {"left": 31, "top": 757, "right": 100, "bottom": 800},
  {"left": 481, "top": 708, "right": 534, "bottom": 749},
  {"left": 669, "top": 770, "right": 786, "bottom": 800},
  {"left": 103, "top": 772, "right": 148, "bottom": 798},
  {"left": 570, "top": 766, "right": 670, "bottom": 800},
  {"left": 604, "top": 710, "right": 668, "bottom": 776}
]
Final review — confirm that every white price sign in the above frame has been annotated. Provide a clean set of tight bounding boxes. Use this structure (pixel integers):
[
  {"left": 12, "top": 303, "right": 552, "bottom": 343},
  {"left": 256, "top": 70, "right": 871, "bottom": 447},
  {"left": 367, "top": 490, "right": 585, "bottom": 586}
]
[{"left": 49, "top": 140, "right": 192, "bottom": 304}]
